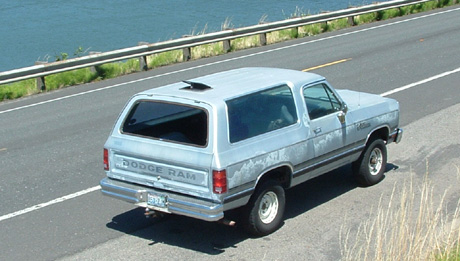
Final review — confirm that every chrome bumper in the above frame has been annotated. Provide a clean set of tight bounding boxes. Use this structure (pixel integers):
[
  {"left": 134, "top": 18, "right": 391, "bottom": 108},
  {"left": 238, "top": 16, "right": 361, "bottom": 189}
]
[
  {"left": 100, "top": 178, "right": 224, "bottom": 222},
  {"left": 389, "top": 128, "right": 403, "bottom": 144}
]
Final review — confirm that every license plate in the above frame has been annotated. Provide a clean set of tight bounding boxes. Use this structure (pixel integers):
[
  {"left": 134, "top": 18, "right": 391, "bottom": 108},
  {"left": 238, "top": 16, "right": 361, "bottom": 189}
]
[{"left": 147, "top": 193, "right": 167, "bottom": 209}]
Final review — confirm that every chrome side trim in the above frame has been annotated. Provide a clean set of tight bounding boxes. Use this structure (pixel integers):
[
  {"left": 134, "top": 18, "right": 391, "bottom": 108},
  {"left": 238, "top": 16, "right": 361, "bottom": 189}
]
[{"left": 293, "top": 142, "right": 365, "bottom": 177}]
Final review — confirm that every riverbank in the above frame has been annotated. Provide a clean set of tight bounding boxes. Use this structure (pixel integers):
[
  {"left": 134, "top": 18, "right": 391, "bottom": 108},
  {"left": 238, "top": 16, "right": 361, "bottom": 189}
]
[{"left": 0, "top": 0, "right": 458, "bottom": 101}]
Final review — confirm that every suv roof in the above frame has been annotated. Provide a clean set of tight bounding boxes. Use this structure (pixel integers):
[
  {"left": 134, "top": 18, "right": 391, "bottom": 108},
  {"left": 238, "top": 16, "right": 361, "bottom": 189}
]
[{"left": 138, "top": 67, "right": 325, "bottom": 103}]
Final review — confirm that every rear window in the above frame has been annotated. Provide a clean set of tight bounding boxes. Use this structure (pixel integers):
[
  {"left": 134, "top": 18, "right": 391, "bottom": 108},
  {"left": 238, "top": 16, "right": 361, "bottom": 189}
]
[
  {"left": 226, "top": 85, "right": 298, "bottom": 143},
  {"left": 121, "top": 100, "right": 208, "bottom": 146}
]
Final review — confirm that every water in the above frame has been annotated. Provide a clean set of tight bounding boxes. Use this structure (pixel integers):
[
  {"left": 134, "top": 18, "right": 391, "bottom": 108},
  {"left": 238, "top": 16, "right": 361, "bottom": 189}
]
[{"left": 0, "top": 0, "right": 386, "bottom": 72}]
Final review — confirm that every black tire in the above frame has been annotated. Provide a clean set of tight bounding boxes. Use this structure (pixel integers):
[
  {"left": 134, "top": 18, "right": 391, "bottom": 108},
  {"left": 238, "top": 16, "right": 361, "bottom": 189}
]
[
  {"left": 243, "top": 180, "right": 285, "bottom": 237},
  {"left": 352, "top": 138, "right": 387, "bottom": 186}
]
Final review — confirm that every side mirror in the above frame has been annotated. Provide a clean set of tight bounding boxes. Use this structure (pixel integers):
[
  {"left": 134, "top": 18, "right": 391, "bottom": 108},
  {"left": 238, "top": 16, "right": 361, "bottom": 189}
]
[
  {"left": 337, "top": 103, "right": 347, "bottom": 124},
  {"left": 337, "top": 111, "right": 346, "bottom": 124}
]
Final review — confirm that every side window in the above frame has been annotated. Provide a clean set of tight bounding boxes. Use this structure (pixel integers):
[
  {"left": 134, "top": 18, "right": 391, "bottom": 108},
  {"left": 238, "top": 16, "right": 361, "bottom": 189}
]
[
  {"left": 227, "top": 85, "right": 298, "bottom": 143},
  {"left": 303, "top": 84, "right": 341, "bottom": 120}
]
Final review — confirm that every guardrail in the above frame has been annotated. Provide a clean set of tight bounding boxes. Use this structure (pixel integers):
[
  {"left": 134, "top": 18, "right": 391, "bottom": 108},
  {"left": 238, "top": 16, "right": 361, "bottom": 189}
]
[{"left": 0, "top": 0, "right": 435, "bottom": 90}]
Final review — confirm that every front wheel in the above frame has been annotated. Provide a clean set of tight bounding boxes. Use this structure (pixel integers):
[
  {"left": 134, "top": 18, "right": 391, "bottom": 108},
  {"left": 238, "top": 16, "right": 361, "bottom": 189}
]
[
  {"left": 353, "top": 139, "right": 387, "bottom": 186},
  {"left": 243, "top": 180, "right": 285, "bottom": 237}
]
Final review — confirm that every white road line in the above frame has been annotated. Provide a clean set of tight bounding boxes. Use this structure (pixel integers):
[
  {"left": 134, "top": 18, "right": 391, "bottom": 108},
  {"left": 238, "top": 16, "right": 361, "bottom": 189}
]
[
  {"left": 0, "top": 186, "right": 101, "bottom": 222},
  {"left": 0, "top": 7, "right": 459, "bottom": 115},
  {"left": 380, "top": 66, "right": 460, "bottom": 97},
  {"left": 1, "top": 7, "right": 459, "bottom": 223}
]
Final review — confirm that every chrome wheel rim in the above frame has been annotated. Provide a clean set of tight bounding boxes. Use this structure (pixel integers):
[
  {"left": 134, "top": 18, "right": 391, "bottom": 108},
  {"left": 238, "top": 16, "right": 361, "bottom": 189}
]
[
  {"left": 258, "top": 191, "right": 279, "bottom": 224},
  {"left": 369, "top": 147, "right": 383, "bottom": 175}
]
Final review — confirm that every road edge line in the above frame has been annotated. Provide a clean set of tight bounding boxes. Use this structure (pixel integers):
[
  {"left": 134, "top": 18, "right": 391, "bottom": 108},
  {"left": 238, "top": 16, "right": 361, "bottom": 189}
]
[{"left": 0, "top": 185, "right": 101, "bottom": 222}]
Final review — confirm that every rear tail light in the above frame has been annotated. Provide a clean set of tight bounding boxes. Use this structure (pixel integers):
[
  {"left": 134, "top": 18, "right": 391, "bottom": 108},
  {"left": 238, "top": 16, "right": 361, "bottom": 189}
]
[
  {"left": 213, "top": 170, "right": 227, "bottom": 194},
  {"left": 103, "top": 148, "right": 109, "bottom": 171}
]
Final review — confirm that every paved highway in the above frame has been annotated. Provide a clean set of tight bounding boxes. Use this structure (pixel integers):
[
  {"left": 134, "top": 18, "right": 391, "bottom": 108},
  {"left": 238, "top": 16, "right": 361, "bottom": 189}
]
[{"left": 1, "top": 5, "right": 459, "bottom": 260}]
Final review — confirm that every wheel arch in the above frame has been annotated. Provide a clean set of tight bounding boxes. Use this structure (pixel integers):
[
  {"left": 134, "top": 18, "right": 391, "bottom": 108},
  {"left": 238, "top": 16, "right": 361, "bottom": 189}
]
[
  {"left": 366, "top": 125, "right": 390, "bottom": 145},
  {"left": 255, "top": 164, "right": 292, "bottom": 190}
]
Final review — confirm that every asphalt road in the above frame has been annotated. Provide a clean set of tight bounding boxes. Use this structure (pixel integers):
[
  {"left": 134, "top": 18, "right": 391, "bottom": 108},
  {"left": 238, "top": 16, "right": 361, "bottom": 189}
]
[{"left": 0, "top": 5, "right": 459, "bottom": 260}]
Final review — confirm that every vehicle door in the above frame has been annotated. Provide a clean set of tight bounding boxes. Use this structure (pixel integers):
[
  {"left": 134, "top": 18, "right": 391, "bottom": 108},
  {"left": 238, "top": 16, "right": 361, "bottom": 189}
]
[{"left": 302, "top": 83, "right": 349, "bottom": 160}]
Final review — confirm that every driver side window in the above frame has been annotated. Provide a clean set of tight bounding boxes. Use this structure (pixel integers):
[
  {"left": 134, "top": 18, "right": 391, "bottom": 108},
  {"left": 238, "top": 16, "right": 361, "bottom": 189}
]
[{"left": 303, "top": 84, "right": 341, "bottom": 120}]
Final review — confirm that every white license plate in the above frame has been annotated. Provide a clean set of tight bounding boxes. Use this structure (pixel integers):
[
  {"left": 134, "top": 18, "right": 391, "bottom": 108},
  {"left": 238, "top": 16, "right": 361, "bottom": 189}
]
[{"left": 147, "top": 193, "right": 167, "bottom": 209}]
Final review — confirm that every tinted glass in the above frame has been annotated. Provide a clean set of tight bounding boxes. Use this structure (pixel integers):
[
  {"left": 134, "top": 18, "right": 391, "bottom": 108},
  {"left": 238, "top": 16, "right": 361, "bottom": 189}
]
[
  {"left": 303, "top": 84, "right": 341, "bottom": 120},
  {"left": 227, "top": 85, "right": 297, "bottom": 143},
  {"left": 122, "top": 101, "right": 208, "bottom": 146}
]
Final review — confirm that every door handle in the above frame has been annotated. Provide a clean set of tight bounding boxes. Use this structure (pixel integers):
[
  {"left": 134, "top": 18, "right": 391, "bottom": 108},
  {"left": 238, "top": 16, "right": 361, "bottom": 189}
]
[{"left": 314, "top": 127, "right": 322, "bottom": 134}]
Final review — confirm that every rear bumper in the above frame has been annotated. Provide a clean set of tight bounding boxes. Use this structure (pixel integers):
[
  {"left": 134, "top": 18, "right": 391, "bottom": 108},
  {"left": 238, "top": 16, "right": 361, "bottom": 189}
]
[{"left": 100, "top": 177, "right": 224, "bottom": 222}]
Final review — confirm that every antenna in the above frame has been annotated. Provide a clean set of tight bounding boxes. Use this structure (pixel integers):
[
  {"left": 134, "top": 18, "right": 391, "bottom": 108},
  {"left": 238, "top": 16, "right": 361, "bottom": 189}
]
[{"left": 358, "top": 91, "right": 361, "bottom": 108}]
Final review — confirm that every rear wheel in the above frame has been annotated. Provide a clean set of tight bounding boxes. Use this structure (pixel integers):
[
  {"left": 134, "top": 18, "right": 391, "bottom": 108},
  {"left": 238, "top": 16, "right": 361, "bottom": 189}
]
[
  {"left": 243, "top": 180, "right": 285, "bottom": 236},
  {"left": 353, "top": 139, "right": 387, "bottom": 186}
]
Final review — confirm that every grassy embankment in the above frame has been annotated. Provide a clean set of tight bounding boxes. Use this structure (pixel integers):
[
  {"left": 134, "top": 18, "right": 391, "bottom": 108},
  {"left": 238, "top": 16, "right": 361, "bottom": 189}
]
[
  {"left": 0, "top": 0, "right": 457, "bottom": 101},
  {"left": 341, "top": 167, "right": 460, "bottom": 260}
]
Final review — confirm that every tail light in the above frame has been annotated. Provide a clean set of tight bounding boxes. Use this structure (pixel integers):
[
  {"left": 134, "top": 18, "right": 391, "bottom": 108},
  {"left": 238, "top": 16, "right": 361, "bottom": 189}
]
[
  {"left": 213, "top": 170, "right": 227, "bottom": 194},
  {"left": 103, "top": 148, "right": 109, "bottom": 171}
]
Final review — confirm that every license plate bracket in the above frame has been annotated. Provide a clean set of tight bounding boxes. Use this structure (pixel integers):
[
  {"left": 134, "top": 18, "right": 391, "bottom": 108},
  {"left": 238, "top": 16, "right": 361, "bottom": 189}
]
[{"left": 147, "top": 193, "right": 168, "bottom": 211}]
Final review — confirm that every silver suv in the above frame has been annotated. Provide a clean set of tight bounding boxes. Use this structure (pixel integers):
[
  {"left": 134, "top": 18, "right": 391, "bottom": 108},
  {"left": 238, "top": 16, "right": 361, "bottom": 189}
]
[{"left": 100, "top": 67, "right": 402, "bottom": 236}]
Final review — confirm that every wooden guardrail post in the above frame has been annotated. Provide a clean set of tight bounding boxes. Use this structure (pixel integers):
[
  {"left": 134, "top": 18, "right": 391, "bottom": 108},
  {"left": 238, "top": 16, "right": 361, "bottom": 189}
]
[
  {"left": 183, "top": 47, "right": 191, "bottom": 61},
  {"left": 348, "top": 16, "right": 356, "bottom": 26},
  {"left": 36, "top": 77, "right": 45, "bottom": 92},
  {"left": 34, "top": 61, "right": 46, "bottom": 91},
  {"left": 223, "top": 39, "right": 231, "bottom": 53},
  {"left": 259, "top": 33, "right": 267, "bottom": 46},
  {"left": 182, "top": 35, "right": 192, "bottom": 61},
  {"left": 89, "top": 52, "right": 102, "bottom": 73},
  {"left": 137, "top": 42, "right": 149, "bottom": 71}
]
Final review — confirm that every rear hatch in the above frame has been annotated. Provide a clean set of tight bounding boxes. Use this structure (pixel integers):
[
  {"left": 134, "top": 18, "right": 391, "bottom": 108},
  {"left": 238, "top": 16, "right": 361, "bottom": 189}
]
[{"left": 105, "top": 96, "right": 214, "bottom": 198}]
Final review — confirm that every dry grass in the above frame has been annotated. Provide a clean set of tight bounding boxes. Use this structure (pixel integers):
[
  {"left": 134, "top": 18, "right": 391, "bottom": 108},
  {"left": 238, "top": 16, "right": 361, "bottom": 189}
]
[{"left": 341, "top": 164, "right": 460, "bottom": 260}]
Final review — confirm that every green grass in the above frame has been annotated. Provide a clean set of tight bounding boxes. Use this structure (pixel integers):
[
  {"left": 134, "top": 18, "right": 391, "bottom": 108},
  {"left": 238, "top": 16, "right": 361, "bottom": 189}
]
[
  {"left": 267, "top": 28, "right": 299, "bottom": 44},
  {"left": 191, "top": 42, "right": 224, "bottom": 59},
  {"left": 298, "top": 23, "right": 324, "bottom": 37},
  {"left": 231, "top": 35, "right": 260, "bottom": 51},
  {"left": 94, "top": 59, "right": 139, "bottom": 79},
  {"left": 1, "top": 0, "right": 457, "bottom": 102},
  {"left": 148, "top": 50, "right": 182, "bottom": 68},
  {"left": 45, "top": 68, "right": 98, "bottom": 91},
  {"left": 0, "top": 79, "right": 36, "bottom": 100}
]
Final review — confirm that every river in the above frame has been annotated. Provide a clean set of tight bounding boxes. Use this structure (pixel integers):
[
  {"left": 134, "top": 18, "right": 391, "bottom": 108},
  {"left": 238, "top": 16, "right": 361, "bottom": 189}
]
[{"left": 0, "top": 0, "right": 387, "bottom": 72}]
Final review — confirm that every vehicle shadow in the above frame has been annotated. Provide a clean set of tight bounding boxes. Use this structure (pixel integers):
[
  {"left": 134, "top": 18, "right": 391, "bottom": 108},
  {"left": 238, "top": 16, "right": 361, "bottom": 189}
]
[{"left": 106, "top": 162, "right": 399, "bottom": 255}]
